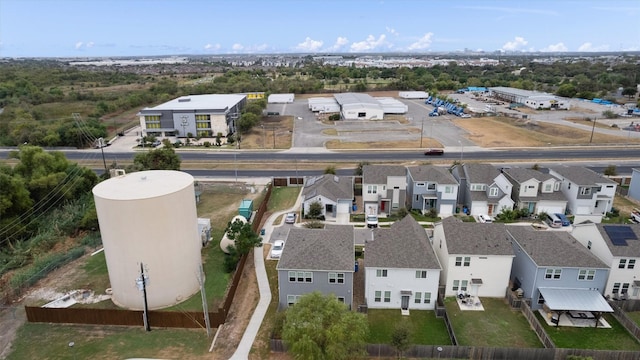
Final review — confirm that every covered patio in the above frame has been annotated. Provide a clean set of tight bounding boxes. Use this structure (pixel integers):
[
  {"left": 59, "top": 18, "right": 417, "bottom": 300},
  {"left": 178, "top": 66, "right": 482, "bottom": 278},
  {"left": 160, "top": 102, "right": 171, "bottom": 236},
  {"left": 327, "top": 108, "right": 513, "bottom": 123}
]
[{"left": 537, "top": 288, "right": 613, "bottom": 328}]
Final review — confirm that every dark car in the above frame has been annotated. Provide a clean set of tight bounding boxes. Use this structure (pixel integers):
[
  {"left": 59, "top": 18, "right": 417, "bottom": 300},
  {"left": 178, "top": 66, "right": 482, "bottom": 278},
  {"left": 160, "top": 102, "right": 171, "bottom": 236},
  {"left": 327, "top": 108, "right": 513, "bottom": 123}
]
[{"left": 424, "top": 148, "right": 444, "bottom": 156}]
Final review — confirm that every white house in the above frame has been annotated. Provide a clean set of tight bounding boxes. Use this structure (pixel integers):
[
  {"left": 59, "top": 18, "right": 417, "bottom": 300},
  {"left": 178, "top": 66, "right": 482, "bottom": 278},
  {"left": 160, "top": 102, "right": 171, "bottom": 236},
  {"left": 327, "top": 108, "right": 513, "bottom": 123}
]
[
  {"left": 431, "top": 217, "right": 515, "bottom": 298},
  {"left": 362, "top": 165, "right": 407, "bottom": 216},
  {"left": 502, "top": 167, "right": 567, "bottom": 215},
  {"left": 548, "top": 166, "right": 617, "bottom": 224},
  {"left": 364, "top": 216, "right": 441, "bottom": 312},
  {"left": 301, "top": 174, "right": 354, "bottom": 220},
  {"left": 571, "top": 223, "right": 640, "bottom": 300}
]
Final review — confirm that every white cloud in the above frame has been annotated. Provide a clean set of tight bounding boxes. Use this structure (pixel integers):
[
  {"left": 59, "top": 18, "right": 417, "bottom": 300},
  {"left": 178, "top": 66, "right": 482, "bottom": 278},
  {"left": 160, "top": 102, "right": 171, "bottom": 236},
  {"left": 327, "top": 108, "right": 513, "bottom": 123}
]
[
  {"left": 75, "top": 41, "right": 83, "bottom": 49},
  {"left": 232, "top": 43, "right": 244, "bottom": 51},
  {"left": 350, "top": 34, "right": 388, "bottom": 52},
  {"left": 540, "top": 42, "right": 568, "bottom": 52},
  {"left": 295, "top": 37, "right": 323, "bottom": 52},
  {"left": 204, "top": 43, "right": 221, "bottom": 51},
  {"left": 501, "top": 36, "right": 528, "bottom": 51},
  {"left": 407, "top": 32, "right": 434, "bottom": 51},
  {"left": 386, "top": 26, "right": 399, "bottom": 36},
  {"left": 327, "top": 36, "right": 349, "bottom": 51},
  {"left": 578, "top": 42, "right": 610, "bottom": 52},
  {"left": 86, "top": 41, "right": 95, "bottom": 48}
]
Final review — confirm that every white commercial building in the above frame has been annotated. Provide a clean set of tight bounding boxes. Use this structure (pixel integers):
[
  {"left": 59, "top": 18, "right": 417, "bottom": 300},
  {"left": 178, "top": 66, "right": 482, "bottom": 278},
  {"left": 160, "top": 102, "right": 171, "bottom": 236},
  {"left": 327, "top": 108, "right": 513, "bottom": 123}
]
[
  {"left": 334, "top": 93, "right": 384, "bottom": 120},
  {"left": 489, "top": 87, "right": 570, "bottom": 110}
]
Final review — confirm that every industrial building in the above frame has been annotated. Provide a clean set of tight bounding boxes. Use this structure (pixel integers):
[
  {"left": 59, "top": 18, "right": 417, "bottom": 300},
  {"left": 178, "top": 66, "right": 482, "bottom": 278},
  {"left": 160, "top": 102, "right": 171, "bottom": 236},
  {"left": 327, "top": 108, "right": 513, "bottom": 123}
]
[
  {"left": 489, "top": 87, "right": 570, "bottom": 110},
  {"left": 399, "top": 91, "right": 429, "bottom": 99},
  {"left": 92, "top": 170, "right": 203, "bottom": 310},
  {"left": 268, "top": 93, "right": 295, "bottom": 103},
  {"left": 138, "top": 94, "right": 247, "bottom": 138}
]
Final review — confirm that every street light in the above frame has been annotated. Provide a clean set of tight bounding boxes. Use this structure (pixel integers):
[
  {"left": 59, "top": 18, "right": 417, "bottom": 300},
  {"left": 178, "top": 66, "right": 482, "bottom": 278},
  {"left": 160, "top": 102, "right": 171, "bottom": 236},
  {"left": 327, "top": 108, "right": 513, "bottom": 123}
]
[{"left": 261, "top": 125, "right": 265, "bottom": 149}]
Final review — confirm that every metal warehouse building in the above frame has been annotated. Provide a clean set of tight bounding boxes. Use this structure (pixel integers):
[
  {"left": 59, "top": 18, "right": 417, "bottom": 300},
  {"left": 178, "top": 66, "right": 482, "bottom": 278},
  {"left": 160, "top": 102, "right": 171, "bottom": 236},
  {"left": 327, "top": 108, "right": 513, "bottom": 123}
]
[
  {"left": 334, "top": 93, "right": 384, "bottom": 120},
  {"left": 489, "top": 87, "right": 569, "bottom": 110},
  {"left": 138, "top": 94, "right": 247, "bottom": 138}
]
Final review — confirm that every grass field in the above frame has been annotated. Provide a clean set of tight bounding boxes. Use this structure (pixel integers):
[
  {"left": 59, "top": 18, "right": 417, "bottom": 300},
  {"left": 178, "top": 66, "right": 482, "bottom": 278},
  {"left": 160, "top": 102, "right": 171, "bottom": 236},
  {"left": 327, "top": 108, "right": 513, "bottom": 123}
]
[{"left": 366, "top": 309, "right": 451, "bottom": 345}]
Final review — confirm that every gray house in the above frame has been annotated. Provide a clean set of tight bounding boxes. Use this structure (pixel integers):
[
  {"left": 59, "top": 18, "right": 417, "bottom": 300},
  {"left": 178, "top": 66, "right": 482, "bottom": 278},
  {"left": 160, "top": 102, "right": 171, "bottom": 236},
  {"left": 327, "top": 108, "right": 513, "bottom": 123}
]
[
  {"left": 301, "top": 174, "right": 354, "bottom": 221},
  {"left": 406, "top": 165, "right": 459, "bottom": 217},
  {"left": 507, "top": 226, "right": 612, "bottom": 320},
  {"left": 276, "top": 225, "right": 355, "bottom": 309},
  {"left": 501, "top": 167, "right": 567, "bottom": 215}
]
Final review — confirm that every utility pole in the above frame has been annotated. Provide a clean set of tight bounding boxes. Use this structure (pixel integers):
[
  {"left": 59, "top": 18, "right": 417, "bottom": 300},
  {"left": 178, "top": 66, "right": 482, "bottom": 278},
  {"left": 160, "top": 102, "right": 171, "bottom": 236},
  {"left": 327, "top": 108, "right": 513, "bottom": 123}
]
[
  {"left": 136, "top": 263, "right": 151, "bottom": 331},
  {"left": 420, "top": 118, "right": 425, "bottom": 148},
  {"left": 98, "top": 137, "right": 109, "bottom": 178},
  {"left": 272, "top": 127, "right": 276, "bottom": 149},
  {"left": 590, "top": 117, "right": 597, "bottom": 143}
]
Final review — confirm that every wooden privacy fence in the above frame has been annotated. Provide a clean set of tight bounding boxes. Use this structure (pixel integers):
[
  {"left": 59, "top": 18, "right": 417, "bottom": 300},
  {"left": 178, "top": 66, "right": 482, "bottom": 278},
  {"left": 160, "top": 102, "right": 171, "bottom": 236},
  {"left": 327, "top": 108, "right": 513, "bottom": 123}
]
[
  {"left": 610, "top": 300, "right": 640, "bottom": 342},
  {"left": 520, "top": 300, "right": 555, "bottom": 349}
]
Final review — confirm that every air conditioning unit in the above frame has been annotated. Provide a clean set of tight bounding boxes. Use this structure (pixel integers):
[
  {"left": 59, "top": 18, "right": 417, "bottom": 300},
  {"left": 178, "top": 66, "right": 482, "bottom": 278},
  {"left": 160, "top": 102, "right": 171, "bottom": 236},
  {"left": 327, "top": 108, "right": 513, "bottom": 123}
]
[{"left": 110, "top": 169, "right": 126, "bottom": 177}]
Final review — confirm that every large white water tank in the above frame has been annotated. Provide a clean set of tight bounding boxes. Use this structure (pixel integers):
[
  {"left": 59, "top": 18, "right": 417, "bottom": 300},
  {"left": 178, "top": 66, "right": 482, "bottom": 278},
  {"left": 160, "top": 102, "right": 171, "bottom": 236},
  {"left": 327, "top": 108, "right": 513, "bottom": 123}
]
[{"left": 92, "top": 170, "right": 202, "bottom": 310}]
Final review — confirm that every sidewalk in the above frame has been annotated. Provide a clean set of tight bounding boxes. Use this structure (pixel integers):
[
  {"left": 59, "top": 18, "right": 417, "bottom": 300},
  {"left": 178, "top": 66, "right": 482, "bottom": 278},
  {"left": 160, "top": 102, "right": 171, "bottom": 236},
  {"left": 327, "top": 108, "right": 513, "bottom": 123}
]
[{"left": 228, "top": 187, "right": 304, "bottom": 359}]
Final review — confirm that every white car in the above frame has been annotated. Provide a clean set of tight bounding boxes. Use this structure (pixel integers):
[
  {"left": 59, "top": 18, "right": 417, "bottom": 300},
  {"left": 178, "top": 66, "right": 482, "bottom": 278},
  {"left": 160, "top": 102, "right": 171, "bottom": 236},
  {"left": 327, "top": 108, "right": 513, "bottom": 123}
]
[
  {"left": 270, "top": 240, "right": 285, "bottom": 259},
  {"left": 366, "top": 214, "right": 379, "bottom": 228},
  {"left": 478, "top": 214, "right": 492, "bottom": 223},
  {"left": 284, "top": 213, "right": 296, "bottom": 224}
]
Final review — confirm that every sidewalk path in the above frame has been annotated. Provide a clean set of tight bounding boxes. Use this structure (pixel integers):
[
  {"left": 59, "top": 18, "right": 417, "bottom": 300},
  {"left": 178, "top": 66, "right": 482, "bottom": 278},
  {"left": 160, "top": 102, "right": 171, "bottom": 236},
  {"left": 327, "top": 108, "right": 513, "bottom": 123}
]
[{"left": 228, "top": 187, "right": 303, "bottom": 359}]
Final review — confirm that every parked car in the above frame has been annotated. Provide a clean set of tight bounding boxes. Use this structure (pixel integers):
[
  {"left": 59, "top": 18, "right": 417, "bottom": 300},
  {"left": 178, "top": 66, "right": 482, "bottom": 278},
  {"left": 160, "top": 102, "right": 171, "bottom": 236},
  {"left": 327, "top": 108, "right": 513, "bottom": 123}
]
[
  {"left": 554, "top": 213, "right": 571, "bottom": 226},
  {"left": 460, "top": 114, "right": 471, "bottom": 118},
  {"left": 424, "top": 148, "right": 445, "bottom": 156},
  {"left": 366, "top": 214, "right": 379, "bottom": 228},
  {"left": 546, "top": 214, "right": 563, "bottom": 228},
  {"left": 270, "top": 240, "right": 285, "bottom": 259},
  {"left": 478, "top": 214, "right": 492, "bottom": 223},
  {"left": 284, "top": 212, "right": 296, "bottom": 224}
]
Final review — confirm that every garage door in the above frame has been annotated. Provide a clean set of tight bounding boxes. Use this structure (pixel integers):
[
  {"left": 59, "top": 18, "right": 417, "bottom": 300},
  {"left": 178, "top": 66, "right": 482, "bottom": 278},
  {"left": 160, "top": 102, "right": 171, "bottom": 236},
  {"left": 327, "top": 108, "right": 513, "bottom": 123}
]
[
  {"left": 337, "top": 202, "right": 351, "bottom": 214},
  {"left": 440, "top": 204, "right": 454, "bottom": 216}
]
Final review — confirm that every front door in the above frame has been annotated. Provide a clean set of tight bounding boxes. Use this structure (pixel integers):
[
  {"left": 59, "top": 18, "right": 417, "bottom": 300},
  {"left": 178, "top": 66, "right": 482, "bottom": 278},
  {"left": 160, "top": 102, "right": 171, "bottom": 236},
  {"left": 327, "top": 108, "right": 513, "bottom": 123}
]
[{"left": 401, "top": 295, "right": 409, "bottom": 310}]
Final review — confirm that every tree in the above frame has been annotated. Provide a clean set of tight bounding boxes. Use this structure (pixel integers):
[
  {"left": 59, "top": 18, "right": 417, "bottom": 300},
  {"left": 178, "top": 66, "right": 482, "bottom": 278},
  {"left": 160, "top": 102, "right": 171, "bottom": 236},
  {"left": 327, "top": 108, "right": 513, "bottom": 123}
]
[
  {"left": 223, "top": 218, "right": 262, "bottom": 271},
  {"left": 131, "top": 146, "right": 181, "bottom": 170},
  {"left": 324, "top": 165, "right": 336, "bottom": 175},
  {"left": 283, "top": 292, "right": 368, "bottom": 360},
  {"left": 307, "top": 201, "right": 323, "bottom": 219},
  {"left": 603, "top": 165, "right": 617, "bottom": 176},
  {"left": 622, "top": 87, "right": 637, "bottom": 100},
  {"left": 354, "top": 161, "right": 370, "bottom": 176},
  {"left": 390, "top": 322, "right": 412, "bottom": 359}
]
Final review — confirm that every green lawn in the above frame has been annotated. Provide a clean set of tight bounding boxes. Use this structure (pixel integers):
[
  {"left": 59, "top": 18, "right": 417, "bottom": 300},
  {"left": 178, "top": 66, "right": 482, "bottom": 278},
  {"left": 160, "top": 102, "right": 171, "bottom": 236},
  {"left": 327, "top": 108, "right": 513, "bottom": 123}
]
[
  {"left": 444, "top": 297, "right": 542, "bottom": 348},
  {"left": 535, "top": 312, "right": 640, "bottom": 350},
  {"left": 267, "top": 186, "right": 301, "bottom": 212},
  {"left": 7, "top": 323, "right": 210, "bottom": 360},
  {"left": 627, "top": 311, "right": 640, "bottom": 326},
  {"left": 366, "top": 309, "right": 451, "bottom": 345}
]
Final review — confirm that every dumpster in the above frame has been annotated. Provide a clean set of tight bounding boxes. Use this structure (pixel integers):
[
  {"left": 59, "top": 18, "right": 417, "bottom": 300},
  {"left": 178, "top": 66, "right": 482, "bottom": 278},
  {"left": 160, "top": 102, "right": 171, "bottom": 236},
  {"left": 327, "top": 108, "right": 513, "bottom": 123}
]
[
  {"left": 355, "top": 261, "right": 359, "bottom": 272},
  {"left": 260, "top": 228, "right": 266, "bottom": 236}
]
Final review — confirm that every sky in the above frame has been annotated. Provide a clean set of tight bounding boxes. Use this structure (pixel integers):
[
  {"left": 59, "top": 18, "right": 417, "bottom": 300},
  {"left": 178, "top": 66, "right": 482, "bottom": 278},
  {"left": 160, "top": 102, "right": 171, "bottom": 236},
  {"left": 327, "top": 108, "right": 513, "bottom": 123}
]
[{"left": 1, "top": 0, "right": 639, "bottom": 58}]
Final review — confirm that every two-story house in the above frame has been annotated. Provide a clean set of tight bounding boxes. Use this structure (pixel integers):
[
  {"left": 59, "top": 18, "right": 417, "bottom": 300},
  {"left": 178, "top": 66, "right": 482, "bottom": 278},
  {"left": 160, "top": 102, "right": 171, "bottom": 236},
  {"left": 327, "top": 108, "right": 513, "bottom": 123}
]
[
  {"left": 507, "top": 226, "right": 612, "bottom": 320},
  {"left": 452, "top": 163, "right": 514, "bottom": 216},
  {"left": 276, "top": 225, "right": 355, "bottom": 309},
  {"left": 548, "top": 166, "right": 617, "bottom": 224},
  {"left": 301, "top": 174, "right": 354, "bottom": 221},
  {"left": 571, "top": 223, "right": 640, "bottom": 300},
  {"left": 406, "top": 165, "right": 459, "bottom": 217},
  {"left": 364, "top": 215, "right": 441, "bottom": 312},
  {"left": 502, "top": 167, "right": 567, "bottom": 215},
  {"left": 431, "top": 217, "right": 515, "bottom": 298},
  {"left": 362, "top": 165, "right": 407, "bottom": 216}
]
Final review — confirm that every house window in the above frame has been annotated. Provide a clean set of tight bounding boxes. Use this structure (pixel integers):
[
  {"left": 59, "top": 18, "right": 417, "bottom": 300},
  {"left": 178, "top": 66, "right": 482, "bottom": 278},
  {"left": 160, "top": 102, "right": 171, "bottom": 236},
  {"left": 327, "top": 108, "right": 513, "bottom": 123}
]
[
  {"left": 471, "top": 184, "right": 486, "bottom": 191},
  {"left": 329, "top": 272, "right": 345, "bottom": 284},
  {"left": 415, "top": 195, "right": 420, "bottom": 202},
  {"left": 545, "top": 268, "right": 562, "bottom": 280},
  {"left": 452, "top": 280, "right": 460, "bottom": 291},
  {"left": 289, "top": 271, "right": 312, "bottom": 283},
  {"left": 580, "top": 187, "right": 591, "bottom": 195},
  {"left": 376, "top": 269, "right": 388, "bottom": 277},
  {"left": 455, "top": 257, "right": 462, "bottom": 266},
  {"left": 384, "top": 291, "right": 391, "bottom": 302},
  {"left": 463, "top": 257, "right": 470, "bottom": 266},
  {"left": 619, "top": 259, "right": 627, "bottom": 269},
  {"left": 424, "top": 292, "right": 431, "bottom": 304},
  {"left": 622, "top": 283, "right": 630, "bottom": 294},
  {"left": 427, "top": 183, "right": 436, "bottom": 190},
  {"left": 374, "top": 291, "right": 381, "bottom": 302},
  {"left": 416, "top": 182, "right": 425, "bottom": 187},
  {"left": 288, "top": 271, "right": 296, "bottom": 282},
  {"left": 578, "top": 269, "right": 595, "bottom": 281},
  {"left": 554, "top": 182, "right": 560, "bottom": 191},
  {"left": 460, "top": 280, "right": 468, "bottom": 291},
  {"left": 527, "top": 185, "right": 535, "bottom": 189},
  {"left": 453, "top": 280, "right": 468, "bottom": 291},
  {"left": 337, "top": 297, "right": 345, "bottom": 303},
  {"left": 544, "top": 183, "right": 552, "bottom": 192},
  {"left": 612, "top": 283, "right": 621, "bottom": 294},
  {"left": 287, "top": 295, "right": 301, "bottom": 306},
  {"left": 414, "top": 292, "right": 422, "bottom": 304},
  {"left": 445, "top": 186, "right": 453, "bottom": 194},
  {"left": 628, "top": 259, "right": 636, "bottom": 269},
  {"left": 489, "top": 187, "right": 499, "bottom": 197},
  {"left": 416, "top": 270, "right": 427, "bottom": 278},
  {"left": 367, "top": 185, "right": 378, "bottom": 194},
  {"left": 587, "top": 240, "right": 592, "bottom": 250},
  {"left": 537, "top": 293, "right": 545, "bottom": 305}
]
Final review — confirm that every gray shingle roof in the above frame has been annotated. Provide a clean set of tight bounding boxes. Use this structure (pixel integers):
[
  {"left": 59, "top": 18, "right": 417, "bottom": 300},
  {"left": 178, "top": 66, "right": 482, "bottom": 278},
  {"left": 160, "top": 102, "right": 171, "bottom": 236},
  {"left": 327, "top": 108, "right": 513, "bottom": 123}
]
[
  {"left": 407, "top": 165, "right": 458, "bottom": 184},
  {"left": 302, "top": 174, "right": 354, "bottom": 202},
  {"left": 506, "top": 226, "right": 607, "bottom": 268},
  {"left": 440, "top": 217, "right": 514, "bottom": 256},
  {"left": 363, "top": 165, "right": 406, "bottom": 184},
  {"left": 277, "top": 225, "right": 354, "bottom": 271},
  {"left": 464, "top": 163, "right": 500, "bottom": 185},
  {"left": 365, "top": 215, "right": 441, "bottom": 269},
  {"left": 595, "top": 224, "right": 640, "bottom": 257},
  {"left": 549, "top": 166, "right": 617, "bottom": 186},
  {"left": 503, "top": 167, "right": 555, "bottom": 184}
]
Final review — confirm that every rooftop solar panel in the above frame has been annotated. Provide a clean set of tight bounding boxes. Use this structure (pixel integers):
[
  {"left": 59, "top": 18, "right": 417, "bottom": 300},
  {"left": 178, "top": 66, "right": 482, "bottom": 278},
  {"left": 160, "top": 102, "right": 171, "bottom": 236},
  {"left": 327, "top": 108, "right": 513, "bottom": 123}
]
[{"left": 603, "top": 225, "right": 637, "bottom": 246}]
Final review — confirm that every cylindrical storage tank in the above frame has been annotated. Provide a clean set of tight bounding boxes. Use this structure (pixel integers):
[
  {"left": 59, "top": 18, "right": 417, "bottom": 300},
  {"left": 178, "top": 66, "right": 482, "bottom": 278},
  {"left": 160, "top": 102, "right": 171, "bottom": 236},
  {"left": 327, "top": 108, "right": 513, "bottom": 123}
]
[{"left": 92, "top": 170, "right": 202, "bottom": 310}]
